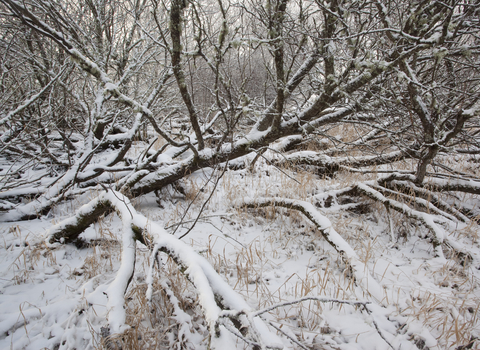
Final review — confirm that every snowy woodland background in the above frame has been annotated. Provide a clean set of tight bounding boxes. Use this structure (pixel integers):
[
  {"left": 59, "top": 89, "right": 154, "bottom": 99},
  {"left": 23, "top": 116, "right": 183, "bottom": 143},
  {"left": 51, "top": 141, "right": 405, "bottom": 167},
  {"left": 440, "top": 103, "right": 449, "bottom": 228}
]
[{"left": 0, "top": 0, "right": 480, "bottom": 349}]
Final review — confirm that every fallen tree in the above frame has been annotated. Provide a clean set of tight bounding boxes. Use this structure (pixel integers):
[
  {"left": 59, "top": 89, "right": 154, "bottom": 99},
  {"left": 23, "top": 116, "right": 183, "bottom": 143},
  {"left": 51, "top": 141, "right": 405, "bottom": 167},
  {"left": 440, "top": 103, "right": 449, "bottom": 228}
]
[{"left": 0, "top": 0, "right": 479, "bottom": 348}]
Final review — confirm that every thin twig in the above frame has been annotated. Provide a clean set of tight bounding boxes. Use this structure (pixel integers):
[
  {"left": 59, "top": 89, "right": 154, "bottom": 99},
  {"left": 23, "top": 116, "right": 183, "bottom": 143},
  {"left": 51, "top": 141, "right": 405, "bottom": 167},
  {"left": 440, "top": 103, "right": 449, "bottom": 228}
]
[
  {"left": 171, "top": 167, "right": 218, "bottom": 236},
  {"left": 165, "top": 214, "right": 232, "bottom": 230},
  {"left": 100, "top": 184, "right": 133, "bottom": 219},
  {"left": 178, "top": 160, "right": 229, "bottom": 239},
  {"left": 363, "top": 305, "right": 396, "bottom": 350},
  {"left": 253, "top": 148, "right": 301, "bottom": 184},
  {"left": 252, "top": 296, "right": 370, "bottom": 317},
  {"left": 268, "top": 321, "right": 309, "bottom": 350}
]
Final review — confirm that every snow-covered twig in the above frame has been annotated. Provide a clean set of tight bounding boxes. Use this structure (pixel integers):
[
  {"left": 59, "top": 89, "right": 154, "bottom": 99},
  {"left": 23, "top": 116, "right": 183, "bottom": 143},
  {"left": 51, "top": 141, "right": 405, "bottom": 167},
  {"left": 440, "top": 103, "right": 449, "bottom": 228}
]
[
  {"left": 382, "top": 179, "right": 469, "bottom": 223},
  {"left": 241, "top": 197, "right": 385, "bottom": 303},
  {"left": 267, "top": 321, "right": 310, "bottom": 350},
  {"left": 279, "top": 149, "right": 407, "bottom": 174},
  {"left": 356, "top": 183, "right": 446, "bottom": 256},
  {"left": 251, "top": 296, "right": 370, "bottom": 317},
  {"left": 45, "top": 190, "right": 282, "bottom": 348}
]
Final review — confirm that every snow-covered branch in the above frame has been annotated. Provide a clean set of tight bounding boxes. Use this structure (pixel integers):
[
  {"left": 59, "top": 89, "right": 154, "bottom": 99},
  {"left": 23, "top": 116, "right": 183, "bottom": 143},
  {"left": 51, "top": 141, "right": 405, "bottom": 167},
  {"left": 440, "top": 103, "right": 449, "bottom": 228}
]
[
  {"left": 45, "top": 190, "right": 282, "bottom": 347},
  {"left": 241, "top": 197, "right": 385, "bottom": 303}
]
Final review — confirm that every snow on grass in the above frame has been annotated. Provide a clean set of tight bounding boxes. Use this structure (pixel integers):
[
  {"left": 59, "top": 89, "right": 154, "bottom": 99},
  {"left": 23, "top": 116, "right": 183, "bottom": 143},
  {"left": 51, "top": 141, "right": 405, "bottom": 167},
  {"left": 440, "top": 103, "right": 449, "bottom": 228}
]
[{"left": 0, "top": 159, "right": 479, "bottom": 349}]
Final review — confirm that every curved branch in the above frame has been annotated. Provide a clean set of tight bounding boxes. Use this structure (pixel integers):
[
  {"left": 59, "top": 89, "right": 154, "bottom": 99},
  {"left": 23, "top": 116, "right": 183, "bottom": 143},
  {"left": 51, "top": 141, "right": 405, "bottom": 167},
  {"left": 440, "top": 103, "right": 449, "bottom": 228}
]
[
  {"left": 45, "top": 190, "right": 281, "bottom": 347},
  {"left": 241, "top": 197, "right": 385, "bottom": 303},
  {"left": 355, "top": 183, "right": 446, "bottom": 257}
]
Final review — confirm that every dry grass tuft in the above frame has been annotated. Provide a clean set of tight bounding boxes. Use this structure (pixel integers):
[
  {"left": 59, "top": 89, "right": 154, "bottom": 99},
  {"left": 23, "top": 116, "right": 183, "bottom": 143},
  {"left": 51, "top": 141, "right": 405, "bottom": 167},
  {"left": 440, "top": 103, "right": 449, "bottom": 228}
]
[{"left": 403, "top": 289, "right": 479, "bottom": 349}]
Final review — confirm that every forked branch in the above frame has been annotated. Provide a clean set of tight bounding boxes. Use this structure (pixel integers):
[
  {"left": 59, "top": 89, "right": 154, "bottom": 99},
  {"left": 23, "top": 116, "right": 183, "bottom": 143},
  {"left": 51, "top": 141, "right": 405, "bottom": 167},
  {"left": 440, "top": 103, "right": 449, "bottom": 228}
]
[{"left": 45, "top": 190, "right": 281, "bottom": 348}]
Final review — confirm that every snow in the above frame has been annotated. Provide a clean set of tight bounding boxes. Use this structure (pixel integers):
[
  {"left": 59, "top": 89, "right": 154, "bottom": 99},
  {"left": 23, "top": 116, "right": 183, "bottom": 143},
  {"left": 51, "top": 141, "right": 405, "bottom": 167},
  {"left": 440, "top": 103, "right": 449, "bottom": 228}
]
[
  {"left": 425, "top": 31, "right": 442, "bottom": 44},
  {"left": 1, "top": 157, "right": 480, "bottom": 349},
  {"left": 104, "top": 83, "right": 119, "bottom": 92},
  {"left": 463, "top": 107, "right": 478, "bottom": 117},
  {"left": 2, "top": 0, "right": 479, "bottom": 348},
  {"left": 242, "top": 197, "right": 386, "bottom": 304}
]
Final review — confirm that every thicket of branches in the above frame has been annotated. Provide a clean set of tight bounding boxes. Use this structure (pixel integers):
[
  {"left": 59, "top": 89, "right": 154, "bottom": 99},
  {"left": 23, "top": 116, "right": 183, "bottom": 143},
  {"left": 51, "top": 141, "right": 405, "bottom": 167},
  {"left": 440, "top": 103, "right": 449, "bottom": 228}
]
[{"left": 1, "top": 0, "right": 480, "bottom": 348}]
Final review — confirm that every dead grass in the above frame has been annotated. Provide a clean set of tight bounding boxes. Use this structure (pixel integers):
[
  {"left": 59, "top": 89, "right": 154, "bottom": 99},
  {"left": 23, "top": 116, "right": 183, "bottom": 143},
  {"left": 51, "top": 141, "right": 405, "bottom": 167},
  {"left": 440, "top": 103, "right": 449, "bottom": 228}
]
[
  {"left": 402, "top": 288, "right": 480, "bottom": 349},
  {"left": 87, "top": 152, "right": 480, "bottom": 349},
  {"left": 153, "top": 135, "right": 167, "bottom": 151},
  {"left": 7, "top": 148, "right": 478, "bottom": 350}
]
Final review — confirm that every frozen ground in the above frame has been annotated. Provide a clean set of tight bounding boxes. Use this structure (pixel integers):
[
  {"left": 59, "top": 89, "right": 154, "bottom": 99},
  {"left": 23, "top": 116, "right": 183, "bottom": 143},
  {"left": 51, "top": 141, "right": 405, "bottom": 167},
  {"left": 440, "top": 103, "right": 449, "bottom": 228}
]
[{"left": 0, "top": 161, "right": 479, "bottom": 349}]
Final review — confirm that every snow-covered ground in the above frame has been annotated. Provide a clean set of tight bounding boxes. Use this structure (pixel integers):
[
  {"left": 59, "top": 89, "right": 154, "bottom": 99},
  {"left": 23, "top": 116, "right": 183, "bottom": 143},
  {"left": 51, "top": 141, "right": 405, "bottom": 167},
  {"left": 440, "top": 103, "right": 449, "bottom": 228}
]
[{"left": 1, "top": 160, "right": 479, "bottom": 349}]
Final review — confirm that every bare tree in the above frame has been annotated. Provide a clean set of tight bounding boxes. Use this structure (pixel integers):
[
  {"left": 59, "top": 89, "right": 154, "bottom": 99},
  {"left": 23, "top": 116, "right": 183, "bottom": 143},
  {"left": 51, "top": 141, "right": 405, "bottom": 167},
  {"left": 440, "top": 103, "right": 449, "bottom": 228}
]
[{"left": 0, "top": 0, "right": 479, "bottom": 348}]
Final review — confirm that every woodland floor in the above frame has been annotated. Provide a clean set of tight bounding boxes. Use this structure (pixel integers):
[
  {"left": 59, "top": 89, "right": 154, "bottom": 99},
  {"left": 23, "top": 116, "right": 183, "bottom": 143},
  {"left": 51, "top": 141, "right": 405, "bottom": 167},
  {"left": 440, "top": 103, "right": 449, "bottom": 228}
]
[{"left": 0, "top": 149, "right": 479, "bottom": 350}]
